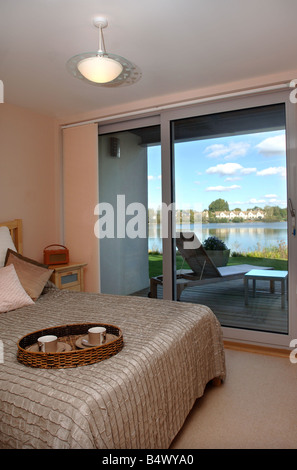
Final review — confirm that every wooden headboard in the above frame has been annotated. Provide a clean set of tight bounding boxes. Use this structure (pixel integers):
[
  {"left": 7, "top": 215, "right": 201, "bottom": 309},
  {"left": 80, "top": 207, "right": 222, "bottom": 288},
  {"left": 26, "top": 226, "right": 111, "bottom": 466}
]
[{"left": 0, "top": 219, "right": 23, "bottom": 254}]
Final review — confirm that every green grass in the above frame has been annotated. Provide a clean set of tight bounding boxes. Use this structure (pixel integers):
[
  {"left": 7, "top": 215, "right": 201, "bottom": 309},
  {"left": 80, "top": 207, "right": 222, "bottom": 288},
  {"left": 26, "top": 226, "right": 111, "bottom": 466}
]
[
  {"left": 227, "top": 255, "right": 287, "bottom": 270},
  {"left": 148, "top": 253, "right": 288, "bottom": 278},
  {"left": 149, "top": 254, "right": 187, "bottom": 278}
]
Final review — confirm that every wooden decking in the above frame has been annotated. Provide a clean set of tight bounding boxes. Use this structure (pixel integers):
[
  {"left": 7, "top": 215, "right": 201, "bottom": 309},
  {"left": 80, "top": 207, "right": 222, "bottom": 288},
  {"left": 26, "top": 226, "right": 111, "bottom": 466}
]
[{"left": 132, "top": 278, "right": 288, "bottom": 334}]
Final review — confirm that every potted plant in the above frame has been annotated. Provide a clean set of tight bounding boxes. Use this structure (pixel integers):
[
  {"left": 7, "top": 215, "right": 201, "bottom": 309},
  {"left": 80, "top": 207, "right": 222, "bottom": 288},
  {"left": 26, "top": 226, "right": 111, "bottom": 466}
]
[{"left": 202, "top": 236, "right": 230, "bottom": 267}]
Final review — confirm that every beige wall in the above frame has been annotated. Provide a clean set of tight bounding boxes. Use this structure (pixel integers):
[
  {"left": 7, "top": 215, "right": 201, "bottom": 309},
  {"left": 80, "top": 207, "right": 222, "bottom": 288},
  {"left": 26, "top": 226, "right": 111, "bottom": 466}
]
[
  {"left": 0, "top": 102, "right": 60, "bottom": 262},
  {"left": 63, "top": 124, "right": 99, "bottom": 293}
]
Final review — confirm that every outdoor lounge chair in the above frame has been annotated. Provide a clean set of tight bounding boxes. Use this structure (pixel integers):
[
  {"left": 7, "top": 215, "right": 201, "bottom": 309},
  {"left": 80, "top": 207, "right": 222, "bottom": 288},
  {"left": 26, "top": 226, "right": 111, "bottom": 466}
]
[{"left": 149, "top": 232, "right": 272, "bottom": 300}]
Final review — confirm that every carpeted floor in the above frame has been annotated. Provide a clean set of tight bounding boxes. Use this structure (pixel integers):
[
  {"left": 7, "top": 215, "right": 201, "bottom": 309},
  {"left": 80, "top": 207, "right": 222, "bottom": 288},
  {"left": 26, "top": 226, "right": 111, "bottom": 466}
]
[{"left": 170, "top": 348, "right": 297, "bottom": 449}]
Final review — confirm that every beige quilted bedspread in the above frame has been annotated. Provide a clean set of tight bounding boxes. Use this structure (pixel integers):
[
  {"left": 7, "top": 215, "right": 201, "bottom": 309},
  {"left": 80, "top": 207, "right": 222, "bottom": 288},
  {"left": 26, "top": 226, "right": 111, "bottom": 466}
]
[{"left": 0, "top": 288, "right": 225, "bottom": 449}]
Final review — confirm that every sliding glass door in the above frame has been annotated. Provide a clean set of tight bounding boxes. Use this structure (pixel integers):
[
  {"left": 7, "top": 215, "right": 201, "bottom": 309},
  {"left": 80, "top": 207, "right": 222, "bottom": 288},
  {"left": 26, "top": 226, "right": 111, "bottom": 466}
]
[
  {"left": 97, "top": 89, "right": 297, "bottom": 348},
  {"left": 98, "top": 119, "right": 161, "bottom": 297},
  {"left": 172, "top": 104, "right": 288, "bottom": 335},
  {"left": 164, "top": 90, "right": 297, "bottom": 348}
]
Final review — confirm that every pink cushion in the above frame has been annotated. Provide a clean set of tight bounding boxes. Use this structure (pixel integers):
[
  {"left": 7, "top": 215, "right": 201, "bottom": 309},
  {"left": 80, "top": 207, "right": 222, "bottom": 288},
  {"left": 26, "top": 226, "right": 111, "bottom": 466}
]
[
  {"left": 5, "top": 249, "right": 53, "bottom": 301},
  {"left": 0, "top": 264, "right": 34, "bottom": 313}
]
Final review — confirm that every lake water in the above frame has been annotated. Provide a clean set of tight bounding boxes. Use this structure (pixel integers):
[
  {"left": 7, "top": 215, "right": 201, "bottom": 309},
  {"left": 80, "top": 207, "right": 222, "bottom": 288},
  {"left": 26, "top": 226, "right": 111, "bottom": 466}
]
[{"left": 148, "top": 221, "right": 287, "bottom": 253}]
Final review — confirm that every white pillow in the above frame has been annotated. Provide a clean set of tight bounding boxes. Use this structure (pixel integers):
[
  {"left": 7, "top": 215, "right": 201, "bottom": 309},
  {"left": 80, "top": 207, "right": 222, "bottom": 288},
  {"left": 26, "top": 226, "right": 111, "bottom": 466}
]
[
  {"left": 0, "top": 264, "right": 34, "bottom": 313},
  {"left": 0, "top": 226, "right": 16, "bottom": 267}
]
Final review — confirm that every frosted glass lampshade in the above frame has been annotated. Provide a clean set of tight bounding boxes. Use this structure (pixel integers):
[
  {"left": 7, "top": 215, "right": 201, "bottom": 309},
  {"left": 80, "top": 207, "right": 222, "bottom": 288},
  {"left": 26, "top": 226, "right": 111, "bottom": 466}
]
[
  {"left": 77, "top": 55, "right": 123, "bottom": 83},
  {"left": 67, "top": 16, "right": 141, "bottom": 87}
]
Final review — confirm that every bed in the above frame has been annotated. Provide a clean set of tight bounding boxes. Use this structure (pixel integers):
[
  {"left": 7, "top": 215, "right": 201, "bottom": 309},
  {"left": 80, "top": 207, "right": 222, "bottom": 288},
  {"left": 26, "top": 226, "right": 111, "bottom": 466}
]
[{"left": 0, "top": 219, "right": 226, "bottom": 449}]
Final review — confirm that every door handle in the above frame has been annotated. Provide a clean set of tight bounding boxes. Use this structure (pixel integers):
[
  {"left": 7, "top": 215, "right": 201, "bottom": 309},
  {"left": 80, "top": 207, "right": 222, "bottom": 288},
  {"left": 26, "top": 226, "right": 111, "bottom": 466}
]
[{"left": 288, "top": 198, "right": 296, "bottom": 236}]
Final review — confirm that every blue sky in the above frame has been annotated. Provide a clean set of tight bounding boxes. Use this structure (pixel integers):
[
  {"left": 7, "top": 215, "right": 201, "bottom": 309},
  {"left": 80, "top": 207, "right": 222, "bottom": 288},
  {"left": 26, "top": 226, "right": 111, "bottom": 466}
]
[{"left": 147, "top": 129, "right": 286, "bottom": 211}]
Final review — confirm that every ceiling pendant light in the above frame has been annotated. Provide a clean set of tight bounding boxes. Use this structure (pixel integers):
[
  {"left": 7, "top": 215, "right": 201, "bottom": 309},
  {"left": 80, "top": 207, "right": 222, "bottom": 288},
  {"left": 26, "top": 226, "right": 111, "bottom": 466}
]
[{"left": 67, "top": 17, "right": 141, "bottom": 87}]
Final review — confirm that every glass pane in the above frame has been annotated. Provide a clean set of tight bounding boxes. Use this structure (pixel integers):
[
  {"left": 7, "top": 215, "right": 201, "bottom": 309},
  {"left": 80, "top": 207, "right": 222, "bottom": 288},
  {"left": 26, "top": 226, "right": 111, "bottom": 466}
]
[
  {"left": 61, "top": 273, "right": 78, "bottom": 284},
  {"left": 172, "top": 103, "right": 288, "bottom": 334},
  {"left": 147, "top": 145, "right": 163, "bottom": 297}
]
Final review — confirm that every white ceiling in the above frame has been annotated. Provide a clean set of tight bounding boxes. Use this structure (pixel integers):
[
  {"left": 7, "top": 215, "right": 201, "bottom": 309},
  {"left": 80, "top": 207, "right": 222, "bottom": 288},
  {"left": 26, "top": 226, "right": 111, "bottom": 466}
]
[{"left": 1, "top": 0, "right": 297, "bottom": 120}]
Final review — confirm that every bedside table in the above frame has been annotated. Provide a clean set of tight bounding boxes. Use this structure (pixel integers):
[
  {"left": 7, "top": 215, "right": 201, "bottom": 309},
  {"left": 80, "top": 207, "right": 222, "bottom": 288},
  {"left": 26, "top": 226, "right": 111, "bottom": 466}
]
[{"left": 50, "top": 263, "right": 87, "bottom": 292}]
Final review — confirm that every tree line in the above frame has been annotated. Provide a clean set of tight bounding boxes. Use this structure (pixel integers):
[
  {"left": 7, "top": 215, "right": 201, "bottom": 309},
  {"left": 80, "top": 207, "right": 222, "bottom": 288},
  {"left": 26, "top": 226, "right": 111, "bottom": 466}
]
[{"left": 205, "top": 198, "right": 287, "bottom": 223}]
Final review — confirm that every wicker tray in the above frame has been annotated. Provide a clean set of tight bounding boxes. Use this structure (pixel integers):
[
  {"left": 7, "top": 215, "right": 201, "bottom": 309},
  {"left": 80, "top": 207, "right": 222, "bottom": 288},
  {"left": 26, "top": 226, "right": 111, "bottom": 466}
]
[{"left": 17, "top": 323, "right": 123, "bottom": 369}]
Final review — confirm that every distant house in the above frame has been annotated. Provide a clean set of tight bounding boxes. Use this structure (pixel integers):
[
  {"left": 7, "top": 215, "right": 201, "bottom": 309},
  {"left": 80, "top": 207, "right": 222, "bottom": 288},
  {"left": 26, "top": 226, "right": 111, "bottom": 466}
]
[
  {"left": 209, "top": 209, "right": 265, "bottom": 220},
  {"left": 215, "top": 211, "right": 229, "bottom": 219},
  {"left": 247, "top": 210, "right": 265, "bottom": 219}
]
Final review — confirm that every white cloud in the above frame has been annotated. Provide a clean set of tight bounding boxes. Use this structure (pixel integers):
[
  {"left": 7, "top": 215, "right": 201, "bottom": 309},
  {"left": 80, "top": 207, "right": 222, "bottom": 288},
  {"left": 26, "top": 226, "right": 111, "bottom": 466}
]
[
  {"left": 249, "top": 198, "right": 266, "bottom": 204},
  {"left": 148, "top": 175, "right": 161, "bottom": 181},
  {"left": 256, "top": 134, "right": 286, "bottom": 155},
  {"left": 240, "top": 167, "right": 257, "bottom": 175},
  {"left": 204, "top": 144, "right": 226, "bottom": 158},
  {"left": 225, "top": 176, "right": 241, "bottom": 181},
  {"left": 206, "top": 162, "right": 256, "bottom": 176},
  {"left": 257, "top": 166, "right": 286, "bottom": 177},
  {"left": 206, "top": 163, "right": 242, "bottom": 175},
  {"left": 205, "top": 142, "right": 250, "bottom": 160},
  {"left": 265, "top": 194, "right": 277, "bottom": 198},
  {"left": 206, "top": 185, "right": 241, "bottom": 192},
  {"left": 233, "top": 195, "right": 286, "bottom": 207}
]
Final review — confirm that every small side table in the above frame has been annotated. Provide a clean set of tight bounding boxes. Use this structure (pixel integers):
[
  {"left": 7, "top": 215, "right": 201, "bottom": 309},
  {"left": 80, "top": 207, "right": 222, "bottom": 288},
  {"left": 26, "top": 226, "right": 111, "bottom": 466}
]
[
  {"left": 244, "top": 269, "right": 288, "bottom": 308},
  {"left": 50, "top": 263, "right": 87, "bottom": 292}
]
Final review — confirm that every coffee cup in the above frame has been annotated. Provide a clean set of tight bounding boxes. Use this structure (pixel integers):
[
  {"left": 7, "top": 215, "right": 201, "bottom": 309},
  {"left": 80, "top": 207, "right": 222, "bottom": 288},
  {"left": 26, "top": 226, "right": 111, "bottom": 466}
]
[
  {"left": 38, "top": 335, "right": 58, "bottom": 352},
  {"left": 88, "top": 327, "right": 106, "bottom": 346}
]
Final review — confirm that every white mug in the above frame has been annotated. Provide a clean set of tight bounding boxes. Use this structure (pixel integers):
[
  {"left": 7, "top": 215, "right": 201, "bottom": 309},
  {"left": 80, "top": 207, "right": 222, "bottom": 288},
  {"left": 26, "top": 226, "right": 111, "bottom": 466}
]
[
  {"left": 88, "top": 327, "right": 106, "bottom": 346},
  {"left": 38, "top": 335, "right": 58, "bottom": 352}
]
